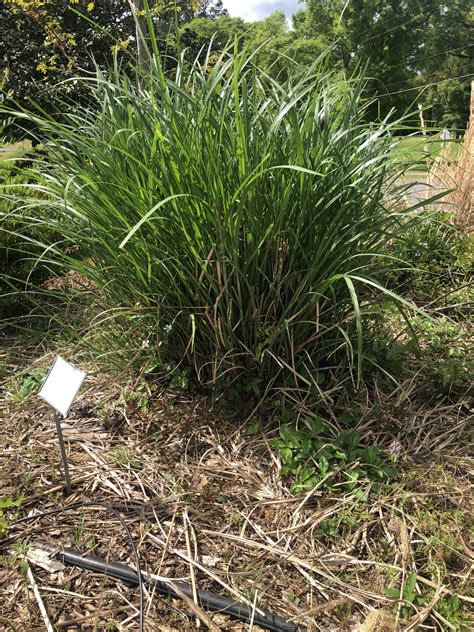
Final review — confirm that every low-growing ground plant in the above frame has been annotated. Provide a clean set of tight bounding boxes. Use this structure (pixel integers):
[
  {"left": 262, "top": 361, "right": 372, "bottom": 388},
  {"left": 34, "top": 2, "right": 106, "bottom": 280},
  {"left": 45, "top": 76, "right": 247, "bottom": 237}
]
[
  {"left": 364, "top": 212, "right": 473, "bottom": 396},
  {"left": 5, "top": 366, "right": 47, "bottom": 402},
  {"left": 384, "top": 571, "right": 428, "bottom": 618},
  {"left": 272, "top": 416, "right": 395, "bottom": 494},
  {"left": 365, "top": 304, "right": 472, "bottom": 397},
  {"left": 0, "top": 495, "right": 24, "bottom": 538}
]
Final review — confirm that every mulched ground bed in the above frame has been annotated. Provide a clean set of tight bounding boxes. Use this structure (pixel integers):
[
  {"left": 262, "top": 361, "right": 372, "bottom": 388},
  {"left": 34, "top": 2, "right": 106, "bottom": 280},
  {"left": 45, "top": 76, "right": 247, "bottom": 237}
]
[{"left": 1, "top": 338, "right": 472, "bottom": 631}]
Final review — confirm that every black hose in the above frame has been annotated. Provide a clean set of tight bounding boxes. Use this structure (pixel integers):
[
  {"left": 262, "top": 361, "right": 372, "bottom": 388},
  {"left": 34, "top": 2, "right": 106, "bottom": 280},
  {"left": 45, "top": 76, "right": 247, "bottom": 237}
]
[
  {"left": 46, "top": 544, "right": 306, "bottom": 632},
  {"left": 13, "top": 502, "right": 145, "bottom": 632}
]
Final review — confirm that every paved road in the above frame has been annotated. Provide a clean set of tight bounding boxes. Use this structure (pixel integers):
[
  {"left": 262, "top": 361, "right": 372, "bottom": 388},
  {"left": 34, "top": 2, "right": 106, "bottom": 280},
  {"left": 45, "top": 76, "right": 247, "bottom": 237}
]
[{"left": 399, "top": 174, "right": 446, "bottom": 208}]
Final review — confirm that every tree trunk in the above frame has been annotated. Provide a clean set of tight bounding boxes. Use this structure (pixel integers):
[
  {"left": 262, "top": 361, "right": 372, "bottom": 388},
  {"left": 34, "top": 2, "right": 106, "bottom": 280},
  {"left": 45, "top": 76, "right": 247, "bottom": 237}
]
[{"left": 129, "top": 0, "right": 151, "bottom": 73}]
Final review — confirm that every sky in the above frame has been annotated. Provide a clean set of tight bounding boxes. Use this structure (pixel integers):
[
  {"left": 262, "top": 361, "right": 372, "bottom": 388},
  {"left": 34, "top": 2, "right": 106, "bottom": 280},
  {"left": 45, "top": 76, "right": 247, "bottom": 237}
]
[{"left": 222, "top": 1, "right": 303, "bottom": 23}]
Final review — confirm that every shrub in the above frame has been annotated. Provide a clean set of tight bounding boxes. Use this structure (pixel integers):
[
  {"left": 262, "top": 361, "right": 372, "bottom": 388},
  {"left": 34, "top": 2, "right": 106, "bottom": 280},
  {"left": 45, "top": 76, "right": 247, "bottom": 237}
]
[
  {"left": 0, "top": 163, "right": 55, "bottom": 318},
  {"left": 2, "top": 46, "right": 423, "bottom": 396},
  {"left": 387, "top": 210, "right": 472, "bottom": 304}
]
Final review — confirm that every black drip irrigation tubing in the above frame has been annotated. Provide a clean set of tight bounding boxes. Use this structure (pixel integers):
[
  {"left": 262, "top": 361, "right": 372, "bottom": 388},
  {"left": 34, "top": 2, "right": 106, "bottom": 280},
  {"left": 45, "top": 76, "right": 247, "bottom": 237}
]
[
  {"left": 12, "top": 502, "right": 145, "bottom": 631},
  {"left": 10, "top": 503, "right": 306, "bottom": 631},
  {"left": 41, "top": 543, "right": 307, "bottom": 632}
]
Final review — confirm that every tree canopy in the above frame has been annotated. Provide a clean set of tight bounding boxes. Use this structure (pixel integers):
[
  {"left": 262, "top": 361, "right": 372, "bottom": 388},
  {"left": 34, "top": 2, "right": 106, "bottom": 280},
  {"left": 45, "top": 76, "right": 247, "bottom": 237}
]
[
  {"left": 183, "top": 0, "right": 473, "bottom": 129},
  {"left": 0, "top": 1, "right": 226, "bottom": 118},
  {"left": 1, "top": 0, "right": 472, "bottom": 130}
]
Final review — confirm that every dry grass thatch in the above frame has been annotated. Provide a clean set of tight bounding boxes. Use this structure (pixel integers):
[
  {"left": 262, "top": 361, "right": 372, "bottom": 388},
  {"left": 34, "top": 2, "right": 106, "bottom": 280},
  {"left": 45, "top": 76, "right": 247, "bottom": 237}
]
[
  {"left": 430, "top": 81, "right": 473, "bottom": 231},
  {"left": 0, "top": 334, "right": 473, "bottom": 631}
]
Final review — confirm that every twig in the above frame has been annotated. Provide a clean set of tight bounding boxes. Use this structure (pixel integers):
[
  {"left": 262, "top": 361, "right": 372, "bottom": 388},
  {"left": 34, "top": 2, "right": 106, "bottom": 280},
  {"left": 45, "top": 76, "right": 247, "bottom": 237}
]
[
  {"left": 248, "top": 588, "right": 258, "bottom": 631},
  {"left": 147, "top": 532, "right": 265, "bottom": 614},
  {"left": 184, "top": 508, "right": 200, "bottom": 629},
  {"left": 25, "top": 561, "right": 55, "bottom": 632},
  {"left": 167, "top": 579, "right": 220, "bottom": 632}
]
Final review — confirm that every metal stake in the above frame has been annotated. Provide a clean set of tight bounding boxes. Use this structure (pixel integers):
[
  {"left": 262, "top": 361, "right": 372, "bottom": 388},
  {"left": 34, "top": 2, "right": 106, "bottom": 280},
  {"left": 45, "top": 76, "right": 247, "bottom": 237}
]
[{"left": 54, "top": 412, "right": 72, "bottom": 495}]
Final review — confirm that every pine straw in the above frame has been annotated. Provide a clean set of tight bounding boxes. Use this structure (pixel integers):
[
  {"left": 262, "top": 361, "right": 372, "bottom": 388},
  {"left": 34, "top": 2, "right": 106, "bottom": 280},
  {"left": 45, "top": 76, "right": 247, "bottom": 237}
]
[{"left": 0, "top": 341, "right": 473, "bottom": 631}]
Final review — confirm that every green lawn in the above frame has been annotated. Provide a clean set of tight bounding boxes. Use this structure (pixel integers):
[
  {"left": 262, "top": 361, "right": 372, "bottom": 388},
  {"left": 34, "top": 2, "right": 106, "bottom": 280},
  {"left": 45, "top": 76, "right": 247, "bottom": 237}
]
[
  {"left": 0, "top": 140, "right": 33, "bottom": 163},
  {"left": 393, "top": 135, "right": 461, "bottom": 170}
]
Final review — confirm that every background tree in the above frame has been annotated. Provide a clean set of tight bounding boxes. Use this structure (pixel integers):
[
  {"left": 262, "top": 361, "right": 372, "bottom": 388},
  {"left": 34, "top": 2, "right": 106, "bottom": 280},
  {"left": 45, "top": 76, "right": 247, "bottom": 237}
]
[
  {"left": 301, "top": 0, "right": 473, "bottom": 128},
  {"left": 0, "top": 0, "right": 226, "bottom": 133},
  {"left": 1, "top": 0, "right": 471, "bottom": 132},
  {"left": 1, "top": 0, "right": 135, "bottom": 125},
  {"left": 418, "top": 1, "right": 473, "bottom": 129},
  {"left": 183, "top": 9, "right": 329, "bottom": 81},
  {"left": 181, "top": 14, "right": 245, "bottom": 58},
  {"left": 181, "top": 1, "right": 472, "bottom": 129}
]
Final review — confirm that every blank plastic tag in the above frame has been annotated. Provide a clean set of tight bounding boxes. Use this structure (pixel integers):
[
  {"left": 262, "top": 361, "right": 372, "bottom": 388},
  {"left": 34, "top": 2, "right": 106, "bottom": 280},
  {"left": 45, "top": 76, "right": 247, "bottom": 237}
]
[{"left": 38, "top": 356, "right": 86, "bottom": 417}]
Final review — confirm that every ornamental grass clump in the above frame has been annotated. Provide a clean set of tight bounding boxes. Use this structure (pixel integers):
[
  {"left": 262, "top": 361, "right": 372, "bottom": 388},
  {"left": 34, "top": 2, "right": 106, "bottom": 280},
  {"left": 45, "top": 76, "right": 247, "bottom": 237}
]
[{"left": 3, "top": 46, "right": 421, "bottom": 396}]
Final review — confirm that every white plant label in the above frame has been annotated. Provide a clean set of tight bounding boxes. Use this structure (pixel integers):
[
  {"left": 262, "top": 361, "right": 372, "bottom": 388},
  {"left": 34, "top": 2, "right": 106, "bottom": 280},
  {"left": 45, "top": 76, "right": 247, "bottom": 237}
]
[{"left": 38, "top": 356, "right": 86, "bottom": 417}]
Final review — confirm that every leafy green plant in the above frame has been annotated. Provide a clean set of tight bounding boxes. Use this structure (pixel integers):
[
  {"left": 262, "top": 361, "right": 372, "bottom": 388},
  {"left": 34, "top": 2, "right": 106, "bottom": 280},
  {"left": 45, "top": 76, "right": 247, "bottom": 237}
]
[
  {"left": 169, "top": 368, "right": 190, "bottom": 390},
  {"left": 367, "top": 306, "right": 472, "bottom": 395},
  {"left": 287, "top": 590, "right": 301, "bottom": 607},
  {"left": 0, "top": 160, "right": 57, "bottom": 318},
  {"left": 316, "top": 506, "right": 371, "bottom": 538},
  {"left": 114, "top": 447, "right": 139, "bottom": 469},
  {"left": 272, "top": 417, "right": 395, "bottom": 493},
  {"left": 414, "top": 316, "right": 472, "bottom": 393},
  {"left": 7, "top": 367, "right": 47, "bottom": 402},
  {"left": 384, "top": 572, "right": 427, "bottom": 618},
  {"left": 242, "top": 418, "right": 262, "bottom": 436},
  {"left": 0, "top": 495, "right": 24, "bottom": 538},
  {"left": 2, "top": 37, "right": 428, "bottom": 398},
  {"left": 436, "top": 595, "right": 472, "bottom": 630},
  {"left": 387, "top": 211, "right": 472, "bottom": 305}
]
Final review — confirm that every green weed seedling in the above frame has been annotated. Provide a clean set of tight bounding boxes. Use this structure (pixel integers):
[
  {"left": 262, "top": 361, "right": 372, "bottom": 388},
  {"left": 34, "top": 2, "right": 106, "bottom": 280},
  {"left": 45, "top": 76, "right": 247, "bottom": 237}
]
[
  {"left": 0, "top": 495, "right": 24, "bottom": 538},
  {"left": 287, "top": 590, "right": 301, "bottom": 607},
  {"left": 316, "top": 506, "right": 371, "bottom": 538},
  {"left": 121, "top": 380, "right": 151, "bottom": 411},
  {"left": 169, "top": 367, "right": 190, "bottom": 390},
  {"left": 384, "top": 571, "right": 427, "bottom": 618},
  {"left": 114, "top": 447, "right": 139, "bottom": 469},
  {"left": 436, "top": 595, "right": 472, "bottom": 629},
  {"left": 73, "top": 513, "right": 85, "bottom": 548},
  {"left": 242, "top": 418, "right": 262, "bottom": 436}
]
